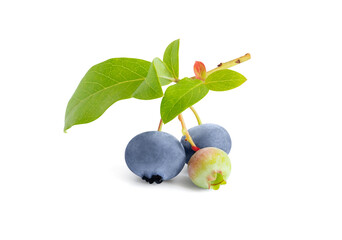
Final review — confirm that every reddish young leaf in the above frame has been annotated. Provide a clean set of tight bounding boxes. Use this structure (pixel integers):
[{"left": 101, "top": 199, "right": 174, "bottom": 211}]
[{"left": 194, "top": 61, "right": 206, "bottom": 80}]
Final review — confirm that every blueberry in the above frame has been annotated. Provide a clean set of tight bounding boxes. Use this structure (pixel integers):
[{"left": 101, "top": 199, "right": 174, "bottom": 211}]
[
  {"left": 188, "top": 147, "right": 231, "bottom": 190},
  {"left": 125, "top": 131, "right": 186, "bottom": 183},
  {"left": 180, "top": 123, "right": 232, "bottom": 164}
]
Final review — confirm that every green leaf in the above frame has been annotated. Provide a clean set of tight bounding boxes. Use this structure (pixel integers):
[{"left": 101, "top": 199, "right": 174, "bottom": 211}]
[
  {"left": 163, "top": 39, "right": 180, "bottom": 79},
  {"left": 153, "top": 58, "right": 174, "bottom": 86},
  {"left": 64, "top": 58, "right": 150, "bottom": 132},
  {"left": 205, "top": 69, "right": 247, "bottom": 91},
  {"left": 133, "top": 58, "right": 164, "bottom": 100},
  {"left": 133, "top": 57, "right": 174, "bottom": 100},
  {"left": 133, "top": 57, "right": 175, "bottom": 100},
  {"left": 160, "top": 78, "right": 209, "bottom": 124}
]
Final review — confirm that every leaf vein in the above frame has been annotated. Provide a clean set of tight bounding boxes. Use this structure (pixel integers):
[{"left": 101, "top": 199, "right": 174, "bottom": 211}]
[
  {"left": 67, "top": 78, "right": 144, "bottom": 116},
  {"left": 164, "top": 83, "right": 202, "bottom": 119},
  {"left": 107, "top": 63, "right": 146, "bottom": 78}
]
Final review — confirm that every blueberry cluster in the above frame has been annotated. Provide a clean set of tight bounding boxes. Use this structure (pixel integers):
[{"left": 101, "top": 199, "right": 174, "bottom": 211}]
[
  {"left": 125, "top": 123, "right": 232, "bottom": 187},
  {"left": 63, "top": 39, "right": 249, "bottom": 189}
]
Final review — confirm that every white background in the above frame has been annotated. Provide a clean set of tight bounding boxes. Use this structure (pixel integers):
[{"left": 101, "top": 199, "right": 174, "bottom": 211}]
[{"left": 1, "top": 0, "right": 341, "bottom": 239}]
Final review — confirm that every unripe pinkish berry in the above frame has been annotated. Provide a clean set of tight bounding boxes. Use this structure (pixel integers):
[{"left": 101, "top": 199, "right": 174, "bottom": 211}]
[{"left": 188, "top": 147, "right": 231, "bottom": 190}]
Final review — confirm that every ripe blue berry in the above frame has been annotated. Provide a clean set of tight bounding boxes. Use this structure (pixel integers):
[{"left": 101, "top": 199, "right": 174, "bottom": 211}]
[
  {"left": 125, "top": 131, "right": 186, "bottom": 183},
  {"left": 180, "top": 123, "right": 232, "bottom": 164}
]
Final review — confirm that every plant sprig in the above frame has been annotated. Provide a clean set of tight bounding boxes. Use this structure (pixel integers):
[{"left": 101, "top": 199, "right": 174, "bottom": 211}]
[{"left": 64, "top": 39, "right": 250, "bottom": 132}]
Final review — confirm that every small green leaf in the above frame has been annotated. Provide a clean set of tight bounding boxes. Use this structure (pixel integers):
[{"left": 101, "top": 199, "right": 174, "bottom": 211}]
[
  {"left": 163, "top": 39, "right": 180, "bottom": 79},
  {"left": 205, "top": 69, "right": 247, "bottom": 91},
  {"left": 153, "top": 58, "right": 174, "bottom": 86},
  {"left": 64, "top": 58, "right": 150, "bottom": 132},
  {"left": 133, "top": 58, "right": 164, "bottom": 100},
  {"left": 160, "top": 78, "right": 209, "bottom": 124},
  {"left": 133, "top": 57, "right": 174, "bottom": 100}
]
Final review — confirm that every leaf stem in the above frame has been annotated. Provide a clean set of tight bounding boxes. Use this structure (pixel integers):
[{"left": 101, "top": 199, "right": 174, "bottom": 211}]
[
  {"left": 157, "top": 118, "right": 163, "bottom": 131},
  {"left": 189, "top": 106, "right": 202, "bottom": 125},
  {"left": 206, "top": 53, "right": 251, "bottom": 76},
  {"left": 178, "top": 114, "right": 197, "bottom": 148},
  {"left": 160, "top": 53, "right": 250, "bottom": 146}
]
